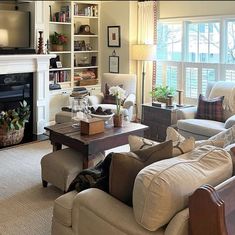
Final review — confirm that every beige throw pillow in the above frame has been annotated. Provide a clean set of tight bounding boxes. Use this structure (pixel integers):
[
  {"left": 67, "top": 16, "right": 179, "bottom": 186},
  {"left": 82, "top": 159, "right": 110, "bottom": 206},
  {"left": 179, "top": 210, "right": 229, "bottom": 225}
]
[
  {"left": 128, "top": 135, "right": 159, "bottom": 151},
  {"left": 109, "top": 140, "right": 173, "bottom": 206},
  {"left": 166, "top": 127, "right": 195, "bottom": 156},
  {"left": 195, "top": 139, "right": 225, "bottom": 148}
]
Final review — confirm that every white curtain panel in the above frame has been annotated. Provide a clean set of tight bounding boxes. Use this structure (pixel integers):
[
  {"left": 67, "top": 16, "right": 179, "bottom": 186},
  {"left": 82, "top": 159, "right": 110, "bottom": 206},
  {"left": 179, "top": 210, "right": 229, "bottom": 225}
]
[{"left": 137, "top": 1, "right": 155, "bottom": 117}]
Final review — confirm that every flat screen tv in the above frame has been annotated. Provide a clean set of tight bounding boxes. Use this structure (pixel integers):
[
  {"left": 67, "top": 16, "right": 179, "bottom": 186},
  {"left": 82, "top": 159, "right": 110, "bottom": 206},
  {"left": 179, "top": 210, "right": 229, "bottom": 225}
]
[{"left": 0, "top": 10, "right": 30, "bottom": 49}]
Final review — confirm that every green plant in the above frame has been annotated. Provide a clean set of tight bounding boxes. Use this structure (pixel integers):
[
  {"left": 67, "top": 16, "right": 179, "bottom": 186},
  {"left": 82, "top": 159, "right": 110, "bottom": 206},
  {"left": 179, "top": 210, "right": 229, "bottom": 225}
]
[
  {"left": 0, "top": 101, "right": 30, "bottom": 131},
  {"left": 50, "top": 32, "right": 68, "bottom": 45},
  {"left": 150, "top": 86, "right": 175, "bottom": 101}
]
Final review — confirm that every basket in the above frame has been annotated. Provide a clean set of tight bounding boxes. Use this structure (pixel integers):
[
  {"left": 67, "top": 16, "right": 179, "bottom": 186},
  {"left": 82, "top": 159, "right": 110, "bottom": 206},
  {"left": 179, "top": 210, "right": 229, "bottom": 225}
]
[{"left": 0, "top": 127, "right": 25, "bottom": 147}]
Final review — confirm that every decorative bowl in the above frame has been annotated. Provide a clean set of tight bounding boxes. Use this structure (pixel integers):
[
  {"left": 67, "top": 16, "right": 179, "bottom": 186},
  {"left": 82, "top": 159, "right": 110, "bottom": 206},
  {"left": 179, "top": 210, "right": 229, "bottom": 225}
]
[{"left": 90, "top": 113, "right": 114, "bottom": 122}]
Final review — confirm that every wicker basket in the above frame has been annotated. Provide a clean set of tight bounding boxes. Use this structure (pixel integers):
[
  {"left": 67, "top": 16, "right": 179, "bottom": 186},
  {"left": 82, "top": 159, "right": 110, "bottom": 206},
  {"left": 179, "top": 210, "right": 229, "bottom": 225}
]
[{"left": 0, "top": 127, "right": 25, "bottom": 147}]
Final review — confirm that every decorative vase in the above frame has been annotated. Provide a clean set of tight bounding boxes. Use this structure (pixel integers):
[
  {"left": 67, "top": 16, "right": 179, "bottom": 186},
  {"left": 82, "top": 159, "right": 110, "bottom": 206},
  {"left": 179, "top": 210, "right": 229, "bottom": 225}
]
[
  {"left": 51, "top": 44, "right": 63, "bottom": 51},
  {"left": 113, "top": 114, "right": 122, "bottom": 127}
]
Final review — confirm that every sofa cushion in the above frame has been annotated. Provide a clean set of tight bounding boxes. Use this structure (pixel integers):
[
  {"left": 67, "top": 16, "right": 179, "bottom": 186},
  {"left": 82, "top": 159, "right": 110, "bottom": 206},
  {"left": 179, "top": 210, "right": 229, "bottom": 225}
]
[
  {"left": 128, "top": 135, "right": 159, "bottom": 151},
  {"left": 177, "top": 119, "right": 225, "bottom": 138},
  {"left": 109, "top": 140, "right": 173, "bottom": 206},
  {"left": 195, "top": 139, "right": 225, "bottom": 148},
  {"left": 196, "top": 94, "right": 224, "bottom": 122},
  {"left": 53, "top": 190, "right": 77, "bottom": 227},
  {"left": 209, "top": 125, "right": 235, "bottom": 147},
  {"left": 133, "top": 145, "right": 232, "bottom": 231}
]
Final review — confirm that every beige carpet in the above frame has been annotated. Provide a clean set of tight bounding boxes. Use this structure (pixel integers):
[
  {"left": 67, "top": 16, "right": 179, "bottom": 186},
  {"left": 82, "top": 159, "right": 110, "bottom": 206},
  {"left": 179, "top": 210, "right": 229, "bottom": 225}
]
[{"left": 0, "top": 140, "right": 62, "bottom": 235}]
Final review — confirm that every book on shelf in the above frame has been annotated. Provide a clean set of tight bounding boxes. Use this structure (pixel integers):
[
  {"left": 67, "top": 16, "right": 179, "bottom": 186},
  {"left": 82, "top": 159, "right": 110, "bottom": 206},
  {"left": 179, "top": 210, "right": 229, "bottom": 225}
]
[{"left": 49, "top": 71, "right": 70, "bottom": 83}]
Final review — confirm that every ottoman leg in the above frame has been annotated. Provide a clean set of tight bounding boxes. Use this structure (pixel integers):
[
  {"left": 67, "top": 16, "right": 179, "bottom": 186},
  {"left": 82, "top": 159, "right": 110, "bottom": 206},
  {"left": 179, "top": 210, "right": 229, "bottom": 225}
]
[{"left": 42, "top": 180, "right": 48, "bottom": 188}]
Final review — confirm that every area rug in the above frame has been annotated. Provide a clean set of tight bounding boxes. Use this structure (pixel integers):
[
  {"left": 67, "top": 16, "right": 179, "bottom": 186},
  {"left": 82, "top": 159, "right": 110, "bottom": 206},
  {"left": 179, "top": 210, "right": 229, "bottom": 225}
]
[{"left": 0, "top": 140, "right": 62, "bottom": 235}]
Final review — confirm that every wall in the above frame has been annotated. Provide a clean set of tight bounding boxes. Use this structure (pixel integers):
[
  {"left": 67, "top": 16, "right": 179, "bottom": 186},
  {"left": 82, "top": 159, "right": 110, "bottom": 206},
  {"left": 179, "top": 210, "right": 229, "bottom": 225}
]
[
  {"left": 100, "top": 1, "right": 137, "bottom": 75},
  {"left": 160, "top": 1, "right": 235, "bottom": 19}
]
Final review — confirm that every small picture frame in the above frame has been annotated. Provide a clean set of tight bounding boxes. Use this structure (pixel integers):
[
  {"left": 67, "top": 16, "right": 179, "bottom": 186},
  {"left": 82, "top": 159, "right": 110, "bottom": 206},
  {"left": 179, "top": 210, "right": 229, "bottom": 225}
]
[
  {"left": 107, "top": 26, "right": 121, "bottom": 47},
  {"left": 56, "top": 61, "right": 62, "bottom": 68},
  {"left": 109, "top": 55, "right": 119, "bottom": 73}
]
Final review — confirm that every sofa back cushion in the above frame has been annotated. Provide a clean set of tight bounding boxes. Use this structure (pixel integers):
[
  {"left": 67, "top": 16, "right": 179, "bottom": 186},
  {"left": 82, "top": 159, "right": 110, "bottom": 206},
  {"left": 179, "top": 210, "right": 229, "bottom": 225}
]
[{"left": 133, "top": 145, "right": 232, "bottom": 231}]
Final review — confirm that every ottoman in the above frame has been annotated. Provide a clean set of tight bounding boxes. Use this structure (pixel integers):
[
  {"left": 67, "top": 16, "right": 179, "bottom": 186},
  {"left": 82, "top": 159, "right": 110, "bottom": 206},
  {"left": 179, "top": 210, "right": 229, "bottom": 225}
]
[{"left": 41, "top": 148, "right": 83, "bottom": 192}]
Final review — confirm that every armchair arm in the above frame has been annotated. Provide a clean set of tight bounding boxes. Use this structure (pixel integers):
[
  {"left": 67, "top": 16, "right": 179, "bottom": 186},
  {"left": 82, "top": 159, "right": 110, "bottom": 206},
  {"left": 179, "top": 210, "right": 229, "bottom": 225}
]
[
  {"left": 87, "top": 94, "right": 103, "bottom": 106},
  {"left": 225, "top": 115, "right": 235, "bottom": 129},
  {"left": 72, "top": 188, "right": 162, "bottom": 235},
  {"left": 177, "top": 106, "right": 197, "bottom": 120},
  {"left": 123, "top": 93, "right": 136, "bottom": 109}
]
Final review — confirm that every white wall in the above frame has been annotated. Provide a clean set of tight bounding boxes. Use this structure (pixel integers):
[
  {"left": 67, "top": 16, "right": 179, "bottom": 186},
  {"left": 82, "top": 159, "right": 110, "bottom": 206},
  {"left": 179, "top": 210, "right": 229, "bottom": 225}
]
[
  {"left": 100, "top": 1, "right": 137, "bottom": 75},
  {"left": 160, "top": 1, "right": 235, "bottom": 19}
]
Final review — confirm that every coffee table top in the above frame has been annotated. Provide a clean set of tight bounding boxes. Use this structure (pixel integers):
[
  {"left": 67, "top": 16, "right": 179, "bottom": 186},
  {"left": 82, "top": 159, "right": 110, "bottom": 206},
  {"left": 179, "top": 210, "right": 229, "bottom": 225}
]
[{"left": 45, "top": 121, "right": 148, "bottom": 145}]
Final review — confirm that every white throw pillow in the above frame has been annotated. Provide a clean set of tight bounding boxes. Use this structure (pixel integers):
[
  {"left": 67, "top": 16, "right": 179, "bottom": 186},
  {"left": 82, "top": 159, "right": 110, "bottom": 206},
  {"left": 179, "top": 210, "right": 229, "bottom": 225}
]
[
  {"left": 195, "top": 139, "right": 225, "bottom": 148},
  {"left": 166, "top": 127, "right": 195, "bottom": 156},
  {"left": 209, "top": 125, "right": 235, "bottom": 147}
]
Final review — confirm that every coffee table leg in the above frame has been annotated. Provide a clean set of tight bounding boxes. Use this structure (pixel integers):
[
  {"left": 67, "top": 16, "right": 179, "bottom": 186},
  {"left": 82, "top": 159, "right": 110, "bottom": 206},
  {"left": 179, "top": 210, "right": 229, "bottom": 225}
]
[
  {"left": 83, "top": 152, "right": 105, "bottom": 169},
  {"left": 52, "top": 142, "right": 62, "bottom": 152}
]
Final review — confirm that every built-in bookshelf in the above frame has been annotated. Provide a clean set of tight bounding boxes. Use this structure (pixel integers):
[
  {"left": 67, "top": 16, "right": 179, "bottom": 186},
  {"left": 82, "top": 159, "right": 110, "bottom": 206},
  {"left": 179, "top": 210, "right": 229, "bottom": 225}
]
[{"left": 47, "top": 1, "right": 100, "bottom": 91}]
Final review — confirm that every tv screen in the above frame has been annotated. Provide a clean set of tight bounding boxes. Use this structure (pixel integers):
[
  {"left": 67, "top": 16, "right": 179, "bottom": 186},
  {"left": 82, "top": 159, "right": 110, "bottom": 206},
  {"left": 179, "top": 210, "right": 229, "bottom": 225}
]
[{"left": 0, "top": 10, "right": 30, "bottom": 49}]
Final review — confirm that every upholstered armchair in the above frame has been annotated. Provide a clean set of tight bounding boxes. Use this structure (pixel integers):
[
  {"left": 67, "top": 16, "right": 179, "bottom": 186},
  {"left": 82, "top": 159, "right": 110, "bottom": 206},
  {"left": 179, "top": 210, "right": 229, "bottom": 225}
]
[
  {"left": 87, "top": 73, "right": 136, "bottom": 121},
  {"left": 177, "top": 81, "right": 235, "bottom": 140}
]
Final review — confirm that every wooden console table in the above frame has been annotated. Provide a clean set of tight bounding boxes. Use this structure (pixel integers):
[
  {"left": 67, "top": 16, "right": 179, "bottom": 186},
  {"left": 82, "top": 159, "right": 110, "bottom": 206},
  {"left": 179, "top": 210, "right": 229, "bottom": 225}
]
[{"left": 45, "top": 122, "right": 148, "bottom": 168}]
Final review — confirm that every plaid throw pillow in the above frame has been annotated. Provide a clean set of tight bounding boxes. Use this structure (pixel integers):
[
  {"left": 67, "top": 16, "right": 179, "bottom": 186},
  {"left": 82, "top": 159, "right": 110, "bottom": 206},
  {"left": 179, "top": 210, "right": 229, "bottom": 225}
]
[{"left": 196, "top": 94, "right": 224, "bottom": 122}]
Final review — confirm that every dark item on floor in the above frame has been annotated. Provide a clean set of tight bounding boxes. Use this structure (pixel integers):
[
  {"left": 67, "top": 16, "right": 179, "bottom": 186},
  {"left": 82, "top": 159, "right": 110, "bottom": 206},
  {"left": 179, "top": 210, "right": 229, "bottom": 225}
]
[{"left": 68, "top": 153, "right": 112, "bottom": 192}]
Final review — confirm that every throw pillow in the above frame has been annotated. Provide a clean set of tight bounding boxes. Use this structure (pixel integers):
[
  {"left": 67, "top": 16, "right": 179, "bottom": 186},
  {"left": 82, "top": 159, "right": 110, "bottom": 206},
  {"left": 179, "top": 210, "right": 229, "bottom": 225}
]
[
  {"left": 195, "top": 139, "right": 225, "bottom": 148},
  {"left": 209, "top": 125, "right": 235, "bottom": 147},
  {"left": 103, "top": 83, "right": 124, "bottom": 104},
  {"left": 128, "top": 135, "right": 159, "bottom": 151},
  {"left": 196, "top": 94, "right": 224, "bottom": 122},
  {"left": 166, "top": 127, "right": 195, "bottom": 156},
  {"left": 109, "top": 140, "right": 173, "bottom": 206}
]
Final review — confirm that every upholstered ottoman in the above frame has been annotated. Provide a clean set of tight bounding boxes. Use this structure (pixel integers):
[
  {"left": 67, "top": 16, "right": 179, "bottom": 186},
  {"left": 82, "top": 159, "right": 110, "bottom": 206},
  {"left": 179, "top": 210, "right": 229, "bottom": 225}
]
[{"left": 41, "top": 148, "right": 83, "bottom": 192}]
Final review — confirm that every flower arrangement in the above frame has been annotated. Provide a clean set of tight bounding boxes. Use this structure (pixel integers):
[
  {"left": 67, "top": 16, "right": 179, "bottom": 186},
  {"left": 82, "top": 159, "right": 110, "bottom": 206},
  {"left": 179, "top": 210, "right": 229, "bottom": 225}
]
[
  {"left": 0, "top": 101, "right": 30, "bottom": 131},
  {"left": 50, "top": 32, "right": 68, "bottom": 45},
  {"left": 109, "top": 86, "right": 126, "bottom": 116}
]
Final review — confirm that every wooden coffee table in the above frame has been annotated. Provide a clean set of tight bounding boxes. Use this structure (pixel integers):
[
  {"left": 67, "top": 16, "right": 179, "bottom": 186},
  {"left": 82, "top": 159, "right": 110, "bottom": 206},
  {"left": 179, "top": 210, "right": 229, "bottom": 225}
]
[{"left": 45, "top": 122, "right": 148, "bottom": 168}]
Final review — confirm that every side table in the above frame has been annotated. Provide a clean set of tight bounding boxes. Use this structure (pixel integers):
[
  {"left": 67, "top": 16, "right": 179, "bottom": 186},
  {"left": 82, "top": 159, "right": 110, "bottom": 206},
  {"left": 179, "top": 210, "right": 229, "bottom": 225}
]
[{"left": 141, "top": 103, "right": 193, "bottom": 141}]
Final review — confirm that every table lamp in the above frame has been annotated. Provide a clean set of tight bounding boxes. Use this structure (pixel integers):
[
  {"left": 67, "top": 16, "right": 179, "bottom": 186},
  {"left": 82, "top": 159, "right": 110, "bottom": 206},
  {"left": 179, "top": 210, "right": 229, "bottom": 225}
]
[{"left": 132, "top": 44, "right": 157, "bottom": 104}]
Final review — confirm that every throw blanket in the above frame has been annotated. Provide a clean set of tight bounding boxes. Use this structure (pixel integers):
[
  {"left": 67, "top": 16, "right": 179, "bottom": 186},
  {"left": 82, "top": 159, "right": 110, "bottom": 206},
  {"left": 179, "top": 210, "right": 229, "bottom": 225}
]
[
  {"left": 208, "top": 81, "right": 235, "bottom": 112},
  {"left": 68, "top": 153, "right": 112, "bottom": 192}
]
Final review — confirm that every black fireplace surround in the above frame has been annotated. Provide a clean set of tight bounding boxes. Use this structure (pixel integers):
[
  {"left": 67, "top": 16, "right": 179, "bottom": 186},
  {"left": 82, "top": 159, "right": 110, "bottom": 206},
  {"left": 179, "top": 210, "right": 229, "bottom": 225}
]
[{"left": 0, "top": 73, "right": 34, "bottom": 143}]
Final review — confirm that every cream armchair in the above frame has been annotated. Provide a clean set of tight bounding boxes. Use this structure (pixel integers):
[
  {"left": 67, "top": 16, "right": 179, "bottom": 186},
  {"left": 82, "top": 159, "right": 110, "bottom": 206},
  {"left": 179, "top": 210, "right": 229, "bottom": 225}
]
[
  {"left": 51, "top": 145, "right": 232, "bottom": 235},
  {"left": 87, "top": 73, "right": 136, "bottom": 121},
  {"left": 177, "top": 81, "right": 235, "bottom": 140}
]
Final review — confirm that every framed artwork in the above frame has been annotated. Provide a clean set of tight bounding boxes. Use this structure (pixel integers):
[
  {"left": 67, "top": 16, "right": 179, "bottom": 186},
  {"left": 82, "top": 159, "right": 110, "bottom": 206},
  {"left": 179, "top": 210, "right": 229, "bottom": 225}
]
[
  {"left": 107, "top": 26, "right": 121, "bottom": 47},
  {"left": 109, "top": 55, "right": 119, "bottom": 73},
  {"left": 56, "top": 61, "right": 62, "bottom": 68}
]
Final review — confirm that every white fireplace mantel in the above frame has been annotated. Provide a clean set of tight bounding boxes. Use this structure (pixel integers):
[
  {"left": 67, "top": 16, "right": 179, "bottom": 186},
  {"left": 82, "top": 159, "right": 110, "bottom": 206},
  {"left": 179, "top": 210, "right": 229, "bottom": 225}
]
[{"left": 0, "top": 54, "right": 56, "bottom": 135}]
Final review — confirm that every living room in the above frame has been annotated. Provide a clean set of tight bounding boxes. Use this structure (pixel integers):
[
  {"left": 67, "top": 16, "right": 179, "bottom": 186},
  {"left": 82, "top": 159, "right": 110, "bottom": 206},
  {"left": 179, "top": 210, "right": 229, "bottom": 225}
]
[{"left": 1, "top": 1, "right": 235, "bottom": 235}]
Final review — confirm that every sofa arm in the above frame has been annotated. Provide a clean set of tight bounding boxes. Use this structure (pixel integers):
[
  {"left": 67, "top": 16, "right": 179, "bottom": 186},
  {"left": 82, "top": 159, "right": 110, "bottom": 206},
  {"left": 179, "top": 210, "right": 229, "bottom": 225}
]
[
  {"left": 177, "top": 106, "right": 197, "bottom": 120},
  {"left": 87, "top": 94, "right": 103, "bottom": 106},
  {"left": 225, "top": 115, "right": 235, "bottom": 129},
  {"left": 72, "top": 188, "right": 162, "bottom": 235},
  {"left": 123, "top": 94, "right": 136, "bottom": 109}
]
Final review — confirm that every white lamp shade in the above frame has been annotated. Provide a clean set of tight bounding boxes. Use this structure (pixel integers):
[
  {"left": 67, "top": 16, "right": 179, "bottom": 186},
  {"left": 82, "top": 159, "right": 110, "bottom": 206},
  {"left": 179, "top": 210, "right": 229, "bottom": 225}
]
[
  {"left": 132, "top": 44, "right": 157, "bottom": 61},
  {"left": 0, "top": 29, "right": 9, "bottom": 47}
]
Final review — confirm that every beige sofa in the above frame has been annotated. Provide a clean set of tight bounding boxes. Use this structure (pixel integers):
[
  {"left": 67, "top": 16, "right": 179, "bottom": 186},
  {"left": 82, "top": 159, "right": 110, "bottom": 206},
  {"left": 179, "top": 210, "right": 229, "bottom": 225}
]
[
  {"left": 177, "top": 81, "right": 235, "bottom": 140},
  {"left": 51, "top": 145, "right": 232, "bottom": 235}
]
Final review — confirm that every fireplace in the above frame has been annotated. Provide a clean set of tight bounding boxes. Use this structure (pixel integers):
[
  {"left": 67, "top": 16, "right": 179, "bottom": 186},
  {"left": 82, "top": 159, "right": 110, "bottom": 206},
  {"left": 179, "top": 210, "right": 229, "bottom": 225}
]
[{"left": 0, "top": 73, "right": 33, "bottom": 143}]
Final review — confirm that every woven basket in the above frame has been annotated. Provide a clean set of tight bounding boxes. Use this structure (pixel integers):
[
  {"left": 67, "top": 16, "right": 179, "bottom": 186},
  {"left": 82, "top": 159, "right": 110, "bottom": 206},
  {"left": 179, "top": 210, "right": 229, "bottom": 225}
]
[{"left": 0, "top": 127, "right": 25, "bottom": 147}]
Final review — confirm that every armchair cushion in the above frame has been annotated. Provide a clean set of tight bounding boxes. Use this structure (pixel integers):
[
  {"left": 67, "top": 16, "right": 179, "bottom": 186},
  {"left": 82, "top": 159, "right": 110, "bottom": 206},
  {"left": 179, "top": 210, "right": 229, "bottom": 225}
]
[
  {"left": 123, "top": 93, "right": 135, "bottom": 109},
  {"left": 109, "top": 140, "right": 173, "bottom": 206},
  {"left": 225, "top": 115, "right": 235, "bottom": 129},
  {"left": 196, "top": 94, "right": 224, "bottom": 122},
  {"left": 133, "top": 145, "right": 232, "bottom": 231}
]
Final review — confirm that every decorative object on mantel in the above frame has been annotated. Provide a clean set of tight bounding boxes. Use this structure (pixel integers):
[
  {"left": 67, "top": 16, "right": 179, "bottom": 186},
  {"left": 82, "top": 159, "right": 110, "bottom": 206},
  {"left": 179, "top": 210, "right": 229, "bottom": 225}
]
[
  {"left": 50, "top": 32, "right": 68, "bottom": 51},
  {"left": 37, "top": 31, "right": 44, "bottom": 54},
  {"left": 150, "top": 86, "right": 175, "bottom": 107},
  {"left": 0, "top": 101, "right": 30, "bottom": 147},
  {"left": 109, "top": 86, "right": 126, "bottom": 127}
]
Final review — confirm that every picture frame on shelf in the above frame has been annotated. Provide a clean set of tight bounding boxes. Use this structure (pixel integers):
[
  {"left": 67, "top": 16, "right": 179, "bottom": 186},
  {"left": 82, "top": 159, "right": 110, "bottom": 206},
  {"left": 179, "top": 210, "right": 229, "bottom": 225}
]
[
  {"left": 107, "top": 26, "right": 121, "bottom": 47},
  {"left": 56, "top": 61, "right": 63, "bottom": 68},
  {"left": 109, "top": 55, "right": 119, "bottom": 73}
]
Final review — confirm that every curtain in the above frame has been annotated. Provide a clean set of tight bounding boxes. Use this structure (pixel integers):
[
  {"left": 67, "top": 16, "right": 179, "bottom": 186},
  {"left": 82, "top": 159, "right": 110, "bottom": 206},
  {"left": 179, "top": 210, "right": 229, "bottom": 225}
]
[{"left": 136, "top": 1, "right": 158, "bottom": 118}]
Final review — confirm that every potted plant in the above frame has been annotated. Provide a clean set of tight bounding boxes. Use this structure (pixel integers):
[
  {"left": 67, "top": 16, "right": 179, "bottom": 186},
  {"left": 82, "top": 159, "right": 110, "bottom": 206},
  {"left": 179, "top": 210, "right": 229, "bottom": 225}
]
[
  {"left": 109, "top": 86, "right": 126, "bottom": 127},
  {"left": 50, "top": 32, "right": 68, "bottom": 51},
  {"left": 150, "top": 86, "right": 175, "bottom": 106},
  {"left": 0, "top": 101, "right": 30, "bottom": 147}
]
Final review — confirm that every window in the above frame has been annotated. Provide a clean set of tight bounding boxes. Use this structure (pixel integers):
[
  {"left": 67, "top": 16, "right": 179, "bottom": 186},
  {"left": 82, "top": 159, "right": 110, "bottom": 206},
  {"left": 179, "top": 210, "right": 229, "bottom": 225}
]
[{"left": 156, "top": 17, "right": 235, "bottom": 104}]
